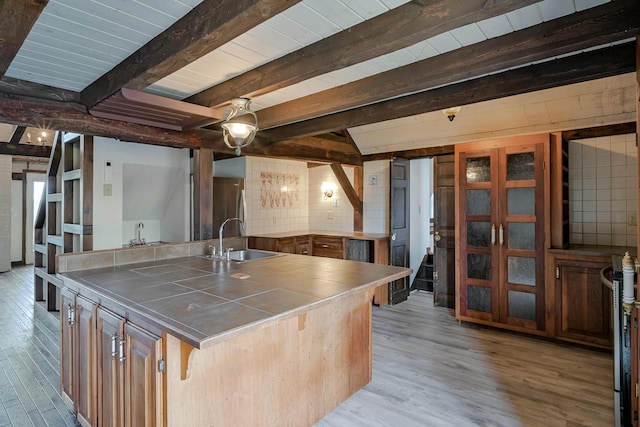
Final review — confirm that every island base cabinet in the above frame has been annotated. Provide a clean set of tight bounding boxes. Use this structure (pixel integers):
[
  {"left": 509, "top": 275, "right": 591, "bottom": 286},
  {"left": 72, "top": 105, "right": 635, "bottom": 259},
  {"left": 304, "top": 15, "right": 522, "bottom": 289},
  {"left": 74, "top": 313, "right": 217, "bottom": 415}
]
[
  {"left": 164, "top": 287, "right": 374, "bottom": 427},
  {"left": 96, "top": 307, "right": 164, "bottom": 427},
  {"left": 60, "top": 289, "right": 95, "bottom": 427}
]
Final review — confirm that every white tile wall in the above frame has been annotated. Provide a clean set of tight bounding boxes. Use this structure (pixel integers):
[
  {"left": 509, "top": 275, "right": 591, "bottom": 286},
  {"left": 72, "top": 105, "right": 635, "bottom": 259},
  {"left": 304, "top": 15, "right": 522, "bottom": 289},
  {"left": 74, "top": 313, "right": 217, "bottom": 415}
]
[
  {"left": 244, "top": 156, "right": 309, "bottom": 235},
  {"left": 569, "top": 134, "right": 637, "bottom": 247}
]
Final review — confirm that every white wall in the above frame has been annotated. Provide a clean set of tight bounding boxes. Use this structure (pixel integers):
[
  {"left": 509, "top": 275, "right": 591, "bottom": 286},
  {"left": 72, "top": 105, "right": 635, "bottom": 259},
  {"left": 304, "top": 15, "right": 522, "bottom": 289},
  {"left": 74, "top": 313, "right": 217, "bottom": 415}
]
[
  {"left": 24, "top": 172, "right": 46, "bottom": 264},
  {"left": 363, "top": 160, "right": 390, "bottom": 234},
  {"left": 93, "top": 138, "right": 190, "bottom": 250},
  {"left": 0, "top": 156, "right": 11, "bottom": 272},
  {"left": 308, "top": 165, "right": 354, "bottom": 232},
  {"left": 409, "top": 158, "right": 434, "bottom": 284},
  {"left": 10, "top": 180, "right": 22, "bottom": 262}
]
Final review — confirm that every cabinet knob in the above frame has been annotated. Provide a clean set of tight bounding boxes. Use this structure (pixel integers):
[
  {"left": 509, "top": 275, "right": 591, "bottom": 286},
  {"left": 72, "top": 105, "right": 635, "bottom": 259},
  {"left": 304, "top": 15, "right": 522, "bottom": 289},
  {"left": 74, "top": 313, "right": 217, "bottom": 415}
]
[
  {"left": 391, "top": 233, "right": 397, "bottom": 241},
  {"left": 434, "top": 231, "right": 441, "bottom": 242}
]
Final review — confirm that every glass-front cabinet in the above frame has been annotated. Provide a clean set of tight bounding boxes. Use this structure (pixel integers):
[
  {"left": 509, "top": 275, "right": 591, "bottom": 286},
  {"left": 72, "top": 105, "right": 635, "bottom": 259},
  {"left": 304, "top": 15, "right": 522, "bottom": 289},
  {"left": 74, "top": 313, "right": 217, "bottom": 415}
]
[{"left": 456, "top": 137, "right": 547, "bottom": 332}]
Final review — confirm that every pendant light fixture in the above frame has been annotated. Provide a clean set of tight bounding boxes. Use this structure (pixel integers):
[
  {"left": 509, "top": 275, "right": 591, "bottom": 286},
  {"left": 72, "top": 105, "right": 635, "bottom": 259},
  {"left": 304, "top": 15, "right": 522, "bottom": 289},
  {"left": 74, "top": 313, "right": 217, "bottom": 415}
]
[{"left": 221, "top": 97, "right": 258, "bottom": 156}]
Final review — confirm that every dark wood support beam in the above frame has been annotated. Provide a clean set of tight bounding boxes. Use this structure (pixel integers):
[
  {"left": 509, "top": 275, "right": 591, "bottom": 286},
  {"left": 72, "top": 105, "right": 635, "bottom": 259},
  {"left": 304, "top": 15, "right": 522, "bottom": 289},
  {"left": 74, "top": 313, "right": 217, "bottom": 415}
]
[
  {"left": 353, "top": 166, "right": 363, "bottom": 232},
  {"left": 193, "top": 149, "right": 213, "bottom": 241},
  {"left": 330, "top": 164, "right": 363, "bottom": 219},
  {"left": 186, "top": 0, "right": 539, "bottom": 107},
  {"left": 9, "top": 126, "right": 25, "bottom": 144},
  {"left": 0, "top": 142, "right": 51, "bottom": 157},
  {"left": 80, "top": 0, "right": 301, "bottom": 108},
  {"left": 256, "top": 0, "right": 640, "bottom": 129},
  {"left": 0, "top": 0, "right": 48, "bottom": 78},
  {"left": 363, "top": 145, "right": 455, "bottom": 162},
  {"left": 562, "top": 123, "right": 637, "bottom": 141},
  {"left": 264, "top": 41, "right": 637, "bottom": 143}
]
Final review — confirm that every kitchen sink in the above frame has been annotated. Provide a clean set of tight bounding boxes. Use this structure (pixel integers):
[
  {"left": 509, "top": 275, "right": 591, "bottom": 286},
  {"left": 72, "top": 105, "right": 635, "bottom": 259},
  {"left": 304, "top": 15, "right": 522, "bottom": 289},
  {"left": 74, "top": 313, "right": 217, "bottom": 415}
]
[{"left": 228, "top": 250, "right": 280, "bottom": 262}]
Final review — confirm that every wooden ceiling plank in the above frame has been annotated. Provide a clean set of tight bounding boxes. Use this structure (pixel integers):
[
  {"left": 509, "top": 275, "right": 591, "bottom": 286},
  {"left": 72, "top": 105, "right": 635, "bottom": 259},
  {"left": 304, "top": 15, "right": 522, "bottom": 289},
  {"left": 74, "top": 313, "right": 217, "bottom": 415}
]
[
  {"left": 0, "top": 76, "right": 81, "bottom": 103},
  {"left": 362, "top": 146, "right": 455, "bottom": 162},
  {"left": 262, "top": 41, "right": 637, "bottom": 143},
  {"left": 0, "top": 0, "right": 48, "bottom": 78},
  {"left": 80, "top": 0, "right": 302, "bottom": 109},
  {"left": 256, "top": 0, "right": 640, "bottom": 129},
  {"left": 185, "top": 0, "right": 540, "bottom": 107},
  {"left": 562, "top": 123, "right": 637, "bottom": 141}
]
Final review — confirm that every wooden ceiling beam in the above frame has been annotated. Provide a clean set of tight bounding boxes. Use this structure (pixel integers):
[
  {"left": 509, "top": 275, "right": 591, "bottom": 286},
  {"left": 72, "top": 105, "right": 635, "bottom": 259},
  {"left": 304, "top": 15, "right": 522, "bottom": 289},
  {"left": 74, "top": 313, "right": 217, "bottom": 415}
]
[
  {"left": 186, "top": 0, "right": 539, "bottom": 107},
  {"left": 0, "top": 0, "right": 48, "bottom": 78},
  {"left": 262, "top": 41, "right": 637, "bottom": 143},
  {"left": 0, "top": 142, "right": 51, "bottom": 158},
  {"left": 256, "top": 0, "right": 640, "bottom": 129},
  {"left": 562, "top": 123, "right": 637, "bottom": 141},
  {"left": 80, "top": 0, "right": 302, "bottom": 109},
  {"left": 330, "top": 163, "right": 363, "bottom": 216},
  {"left": 9, "top": 125, "right": 26, "bottom": 144}
]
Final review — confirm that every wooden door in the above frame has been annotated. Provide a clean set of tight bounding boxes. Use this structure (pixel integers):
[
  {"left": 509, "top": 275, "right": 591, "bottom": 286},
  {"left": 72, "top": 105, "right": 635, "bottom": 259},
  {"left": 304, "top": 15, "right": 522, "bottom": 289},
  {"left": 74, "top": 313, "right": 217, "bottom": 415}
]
[
  {"left": 96, "top": 307, "right": 125, "bottom": 427},
  {"left": 433, "top": 154, "right": 455, "bottom": 308},
  {"left": 389, "top": 158, "right": 410, "bottom": 305},
  {"left": 60, "top": 288, "right": 76, "bottom": 410},
  {"left": 123, "top": 322, "right": 163, "bottom": 427}
]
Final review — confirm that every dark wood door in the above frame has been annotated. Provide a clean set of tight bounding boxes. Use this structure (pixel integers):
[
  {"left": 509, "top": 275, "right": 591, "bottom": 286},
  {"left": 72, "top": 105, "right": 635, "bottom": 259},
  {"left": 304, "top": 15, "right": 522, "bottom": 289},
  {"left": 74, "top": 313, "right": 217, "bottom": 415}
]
[
  {"left": 123, "top": 322, "right": 163, "bottom": 427},
  {"left": 96, "top": 307, "right": 125, "bottom": 427},
  {"left": 433, "top": 154, "right": 455, "bottom": 308},
  {"left": 389, "top": 158, "right": 410, "bottom": 305}
]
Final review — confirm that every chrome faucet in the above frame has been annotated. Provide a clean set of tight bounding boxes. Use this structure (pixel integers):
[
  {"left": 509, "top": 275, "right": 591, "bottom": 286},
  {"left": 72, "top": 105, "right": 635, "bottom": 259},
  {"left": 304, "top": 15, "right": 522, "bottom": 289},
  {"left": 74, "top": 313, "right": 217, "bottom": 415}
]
[{"left": 219, "top": 217, "right": 245, "bottom": 259}]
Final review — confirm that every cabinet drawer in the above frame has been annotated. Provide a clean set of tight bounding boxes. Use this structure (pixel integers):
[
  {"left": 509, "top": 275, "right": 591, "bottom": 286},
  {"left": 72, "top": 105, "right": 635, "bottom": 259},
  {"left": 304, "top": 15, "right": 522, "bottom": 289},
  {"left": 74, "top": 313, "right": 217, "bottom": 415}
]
[{"left": 311, "top": 236, "right": 344, "bottom": 259}]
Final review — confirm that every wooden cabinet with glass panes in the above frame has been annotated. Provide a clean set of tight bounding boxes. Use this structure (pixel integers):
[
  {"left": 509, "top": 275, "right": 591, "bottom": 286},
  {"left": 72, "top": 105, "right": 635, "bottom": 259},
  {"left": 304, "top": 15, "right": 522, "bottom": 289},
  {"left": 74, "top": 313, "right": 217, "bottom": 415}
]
[{"left": 455, "top": 135, "right": 549, "bottom": 335}]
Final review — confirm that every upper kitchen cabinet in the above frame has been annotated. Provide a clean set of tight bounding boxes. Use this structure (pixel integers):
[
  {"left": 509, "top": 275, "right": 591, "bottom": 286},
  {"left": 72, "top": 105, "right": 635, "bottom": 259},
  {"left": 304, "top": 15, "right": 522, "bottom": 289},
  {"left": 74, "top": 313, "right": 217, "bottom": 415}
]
[{"left": 455, "top": 135, "right": 549, "bottom": 334}]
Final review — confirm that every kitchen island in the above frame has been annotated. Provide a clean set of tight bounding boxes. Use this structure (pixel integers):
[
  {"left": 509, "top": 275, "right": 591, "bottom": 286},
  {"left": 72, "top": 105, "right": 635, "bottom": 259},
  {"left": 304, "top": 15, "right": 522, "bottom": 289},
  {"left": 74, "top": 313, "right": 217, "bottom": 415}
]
[{"left": 57, "top": 247, "right": 411, "bottom": 426}]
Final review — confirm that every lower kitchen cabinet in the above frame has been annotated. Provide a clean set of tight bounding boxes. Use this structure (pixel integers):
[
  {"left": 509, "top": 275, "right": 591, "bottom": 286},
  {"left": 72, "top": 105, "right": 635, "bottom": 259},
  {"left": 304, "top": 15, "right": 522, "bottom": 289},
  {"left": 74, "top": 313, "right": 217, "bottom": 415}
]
[
  {"left": 62, "top": 289, "right": 164, "bottom": 427},
  {"left": 61, "top": 289, "right": 95, "bottom": 427},
  {"left": 552, "top": 254, "right": 612, "bottom": 349}
]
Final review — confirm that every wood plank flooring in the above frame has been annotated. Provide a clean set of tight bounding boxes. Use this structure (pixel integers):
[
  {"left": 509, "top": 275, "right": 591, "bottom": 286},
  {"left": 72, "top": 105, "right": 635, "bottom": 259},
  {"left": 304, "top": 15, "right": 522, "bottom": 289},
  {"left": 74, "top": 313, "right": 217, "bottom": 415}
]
[{"left": 0, "top": 265, "right": 613, "bottom": 426}]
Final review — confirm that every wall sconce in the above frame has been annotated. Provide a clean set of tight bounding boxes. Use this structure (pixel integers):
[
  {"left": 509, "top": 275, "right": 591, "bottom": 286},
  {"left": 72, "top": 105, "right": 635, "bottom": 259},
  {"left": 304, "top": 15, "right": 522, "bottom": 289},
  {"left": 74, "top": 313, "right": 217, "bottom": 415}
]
[
  {"left": 221, "top": 97, "right": 258, "bottom": 156},
  {"left": 442, "top": 106, "right": 461, "bottom": 122},
  {"left": 321, "top": 182, "right": 334, "bottom": 199}
]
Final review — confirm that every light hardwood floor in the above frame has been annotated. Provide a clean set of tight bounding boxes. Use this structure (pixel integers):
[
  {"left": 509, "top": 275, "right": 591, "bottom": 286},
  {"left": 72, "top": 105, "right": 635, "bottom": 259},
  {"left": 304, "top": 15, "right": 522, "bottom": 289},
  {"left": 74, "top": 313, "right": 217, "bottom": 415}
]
[
  {"left": 317, "top": 291, "right": 613, "bottom": 427},
  {"left": 0, "top": 265, "right": 613, "bottom": 426}
]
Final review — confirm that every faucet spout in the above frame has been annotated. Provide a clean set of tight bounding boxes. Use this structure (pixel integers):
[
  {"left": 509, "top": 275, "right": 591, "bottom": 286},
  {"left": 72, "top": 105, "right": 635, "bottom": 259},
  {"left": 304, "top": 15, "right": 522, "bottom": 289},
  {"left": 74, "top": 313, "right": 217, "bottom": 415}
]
[{"left": 219, "top": 217, "right": 245, "bottom": 259}]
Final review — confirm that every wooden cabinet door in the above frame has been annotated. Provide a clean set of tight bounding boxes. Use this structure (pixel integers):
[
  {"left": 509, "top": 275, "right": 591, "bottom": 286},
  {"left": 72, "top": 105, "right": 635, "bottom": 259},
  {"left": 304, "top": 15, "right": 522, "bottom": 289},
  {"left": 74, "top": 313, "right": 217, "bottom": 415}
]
[
  {"left": 555, "top": 259, "right": 612, "bottom": 348},
  {"left": 60, "top": 288, "right": 76, "bottom": 410},
  {"left": 75, "top": 295, "right": 96, "bottom": 427},
  {"left": 123, "top": 322, "right": 163, "bottom": 427},
  {"left": 457, "top": 139, "right": 546, "bottom": 331},
  {"left": 96, "top": 307, "right": 125, "bottom": 427},
  {"left": 389, "top": 157, "right": 410, "bottom": 305}
]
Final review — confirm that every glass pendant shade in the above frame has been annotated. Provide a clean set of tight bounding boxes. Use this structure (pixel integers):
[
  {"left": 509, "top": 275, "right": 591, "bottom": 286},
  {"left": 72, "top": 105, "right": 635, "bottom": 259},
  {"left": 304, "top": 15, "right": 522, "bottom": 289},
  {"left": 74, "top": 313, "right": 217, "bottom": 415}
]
[{"left": 222, "top": 98, "right": 258, "bottom": 156}]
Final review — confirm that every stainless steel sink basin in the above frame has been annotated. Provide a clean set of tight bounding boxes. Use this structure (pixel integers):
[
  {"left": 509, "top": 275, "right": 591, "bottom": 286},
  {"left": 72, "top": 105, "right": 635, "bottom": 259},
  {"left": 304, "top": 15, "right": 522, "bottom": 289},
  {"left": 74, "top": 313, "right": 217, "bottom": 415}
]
[{"left": 228, "top": 250, "right": 280, "bottom": 262}]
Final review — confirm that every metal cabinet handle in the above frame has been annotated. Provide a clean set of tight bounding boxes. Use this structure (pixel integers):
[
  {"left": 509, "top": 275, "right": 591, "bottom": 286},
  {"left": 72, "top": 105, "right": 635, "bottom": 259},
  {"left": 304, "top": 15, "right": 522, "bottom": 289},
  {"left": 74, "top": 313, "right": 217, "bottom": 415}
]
[
  {"left": 66, "top": 303, "right": 76, "bottom": 326},
  {"left": 321, "top": 244, "right": 330, "bottom": 248},
  {"left": 499, "top": 224, "right": 504, "bottom": 246},
  {"left": 111, "top": 333, "right": 118, "bottom": 360},
  {"left": 118, "top": 338, "right": 126, "bottom": 365},
  {"left": 490, "top": 224, "right": 496, "bottom": 245}
]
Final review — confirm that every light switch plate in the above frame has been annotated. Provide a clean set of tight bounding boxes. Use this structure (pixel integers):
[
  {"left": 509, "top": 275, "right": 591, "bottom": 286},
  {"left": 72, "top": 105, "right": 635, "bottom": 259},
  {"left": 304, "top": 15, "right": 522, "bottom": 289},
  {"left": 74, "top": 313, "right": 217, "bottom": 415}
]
[
  {"left": 327, "top": 211, "right": 334, "bottom": 219},
  {"left": 103, "top": 183, "right": 112, "bottom": 196}
]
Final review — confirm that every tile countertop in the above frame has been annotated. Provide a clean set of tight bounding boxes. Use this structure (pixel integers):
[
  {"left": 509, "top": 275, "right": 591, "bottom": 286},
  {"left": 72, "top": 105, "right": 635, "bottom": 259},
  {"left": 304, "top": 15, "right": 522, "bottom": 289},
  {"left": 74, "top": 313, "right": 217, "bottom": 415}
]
[
  {"left": 249, "top": 230, "right": 389, "bottom": 240},
  {"left": 60, "top": 253, "right": 410, "bottom": 350}
]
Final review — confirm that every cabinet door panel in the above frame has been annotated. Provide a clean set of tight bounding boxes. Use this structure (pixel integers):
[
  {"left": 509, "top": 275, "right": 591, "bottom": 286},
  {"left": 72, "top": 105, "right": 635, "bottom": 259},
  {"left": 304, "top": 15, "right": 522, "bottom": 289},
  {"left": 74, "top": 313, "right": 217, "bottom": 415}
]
[
  {"left": 60, "top": 289, "right": 76, "bottom": 410},
  {"left": 96, "top": 308, "right": 125, "bottom": 427},
  {"left": 124, "top": 323, "right": 163, "bottom": 427},
  {"left": 75, "top": 295, "right": 95, "bottom": 427}
]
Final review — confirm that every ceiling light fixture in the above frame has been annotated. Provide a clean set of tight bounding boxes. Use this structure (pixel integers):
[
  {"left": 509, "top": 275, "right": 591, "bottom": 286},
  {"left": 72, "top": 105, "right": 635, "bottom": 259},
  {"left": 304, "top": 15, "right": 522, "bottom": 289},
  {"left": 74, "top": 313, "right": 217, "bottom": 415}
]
[
  {"left": 221, "top": 97, "right": 258, "bottom": 156},
  {"left": 442, "top": 106, "right": 461, "bottom": 122}
]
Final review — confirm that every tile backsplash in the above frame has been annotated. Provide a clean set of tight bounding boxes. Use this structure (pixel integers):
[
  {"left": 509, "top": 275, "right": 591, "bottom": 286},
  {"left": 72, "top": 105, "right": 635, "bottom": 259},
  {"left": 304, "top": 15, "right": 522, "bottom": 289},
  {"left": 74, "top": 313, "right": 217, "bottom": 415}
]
[{"left": 569, "top": 133, "right": 637, "bottom": 247}]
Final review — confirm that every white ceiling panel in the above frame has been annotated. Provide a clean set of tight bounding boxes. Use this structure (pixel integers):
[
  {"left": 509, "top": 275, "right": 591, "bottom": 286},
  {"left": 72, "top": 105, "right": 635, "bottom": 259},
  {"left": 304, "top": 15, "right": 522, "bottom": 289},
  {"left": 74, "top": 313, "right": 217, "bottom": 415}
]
[
  {"left": 505, "top": 4, "right": 543, "bottom": 31},
  {"left": 449, "top": 23, "right": 487, "bottom": 47},
  {"left": 538, "top": 0, "right": 577, "bottom": 21},
  {"left": 5, "top": 0, "right": 205, "bottom": 91}
]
